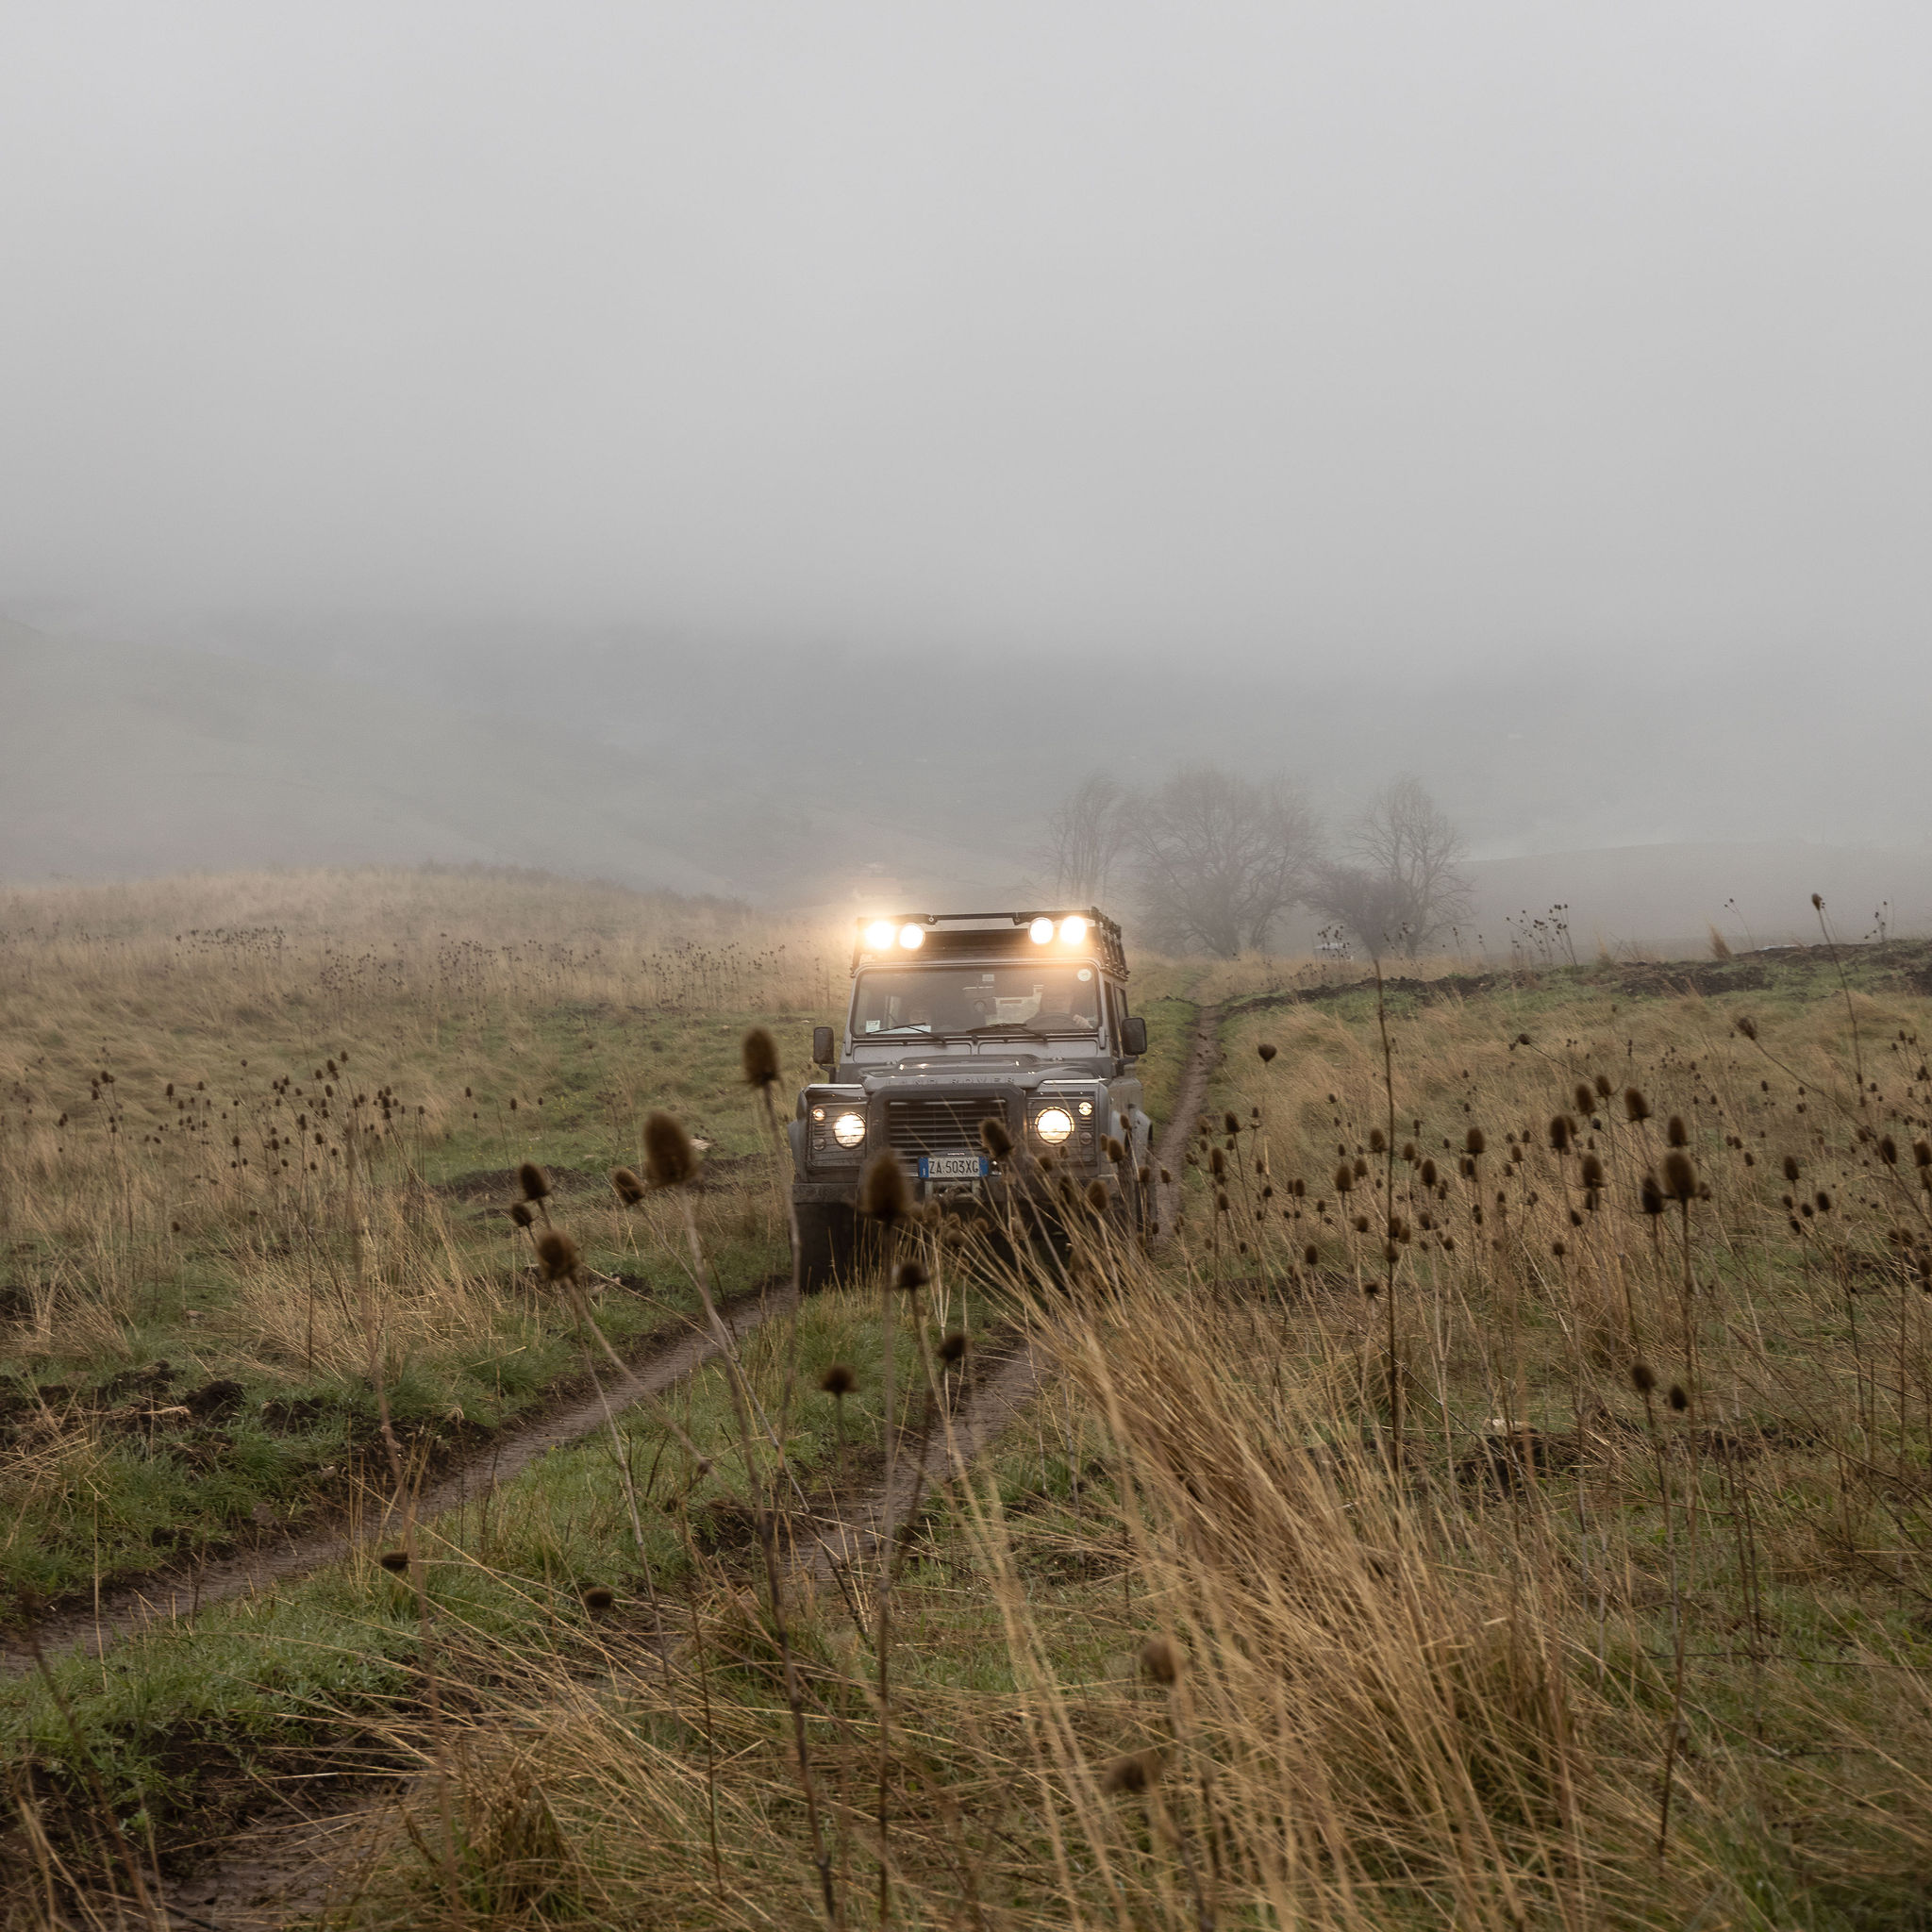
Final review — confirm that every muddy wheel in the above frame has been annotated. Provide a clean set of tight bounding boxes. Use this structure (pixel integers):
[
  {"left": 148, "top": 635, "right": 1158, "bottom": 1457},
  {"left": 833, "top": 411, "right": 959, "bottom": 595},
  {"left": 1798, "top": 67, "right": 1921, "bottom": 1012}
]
[{"left": 793, "top": 1199, "right": 855, "bottom": 1293}]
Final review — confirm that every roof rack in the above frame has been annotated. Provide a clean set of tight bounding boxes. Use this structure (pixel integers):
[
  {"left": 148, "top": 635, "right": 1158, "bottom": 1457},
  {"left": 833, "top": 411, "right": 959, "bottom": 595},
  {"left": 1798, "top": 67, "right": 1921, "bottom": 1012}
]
[{"left": 850, "top": 908, "right": 1127, "bottom": 976}]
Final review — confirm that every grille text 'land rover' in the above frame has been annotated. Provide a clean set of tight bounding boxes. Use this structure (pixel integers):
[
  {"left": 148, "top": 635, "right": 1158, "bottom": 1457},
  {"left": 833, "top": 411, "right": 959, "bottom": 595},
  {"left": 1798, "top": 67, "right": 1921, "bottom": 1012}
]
[{"left": 788, "top": 909, "right": 1151, "bottom": 1289}]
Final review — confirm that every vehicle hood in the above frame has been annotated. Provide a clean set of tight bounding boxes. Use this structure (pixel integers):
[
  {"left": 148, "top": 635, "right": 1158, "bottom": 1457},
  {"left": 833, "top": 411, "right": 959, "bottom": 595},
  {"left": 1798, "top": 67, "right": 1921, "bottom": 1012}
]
[{"left": 857, "top": 1055, "right": 1107, "bottom": 1094}]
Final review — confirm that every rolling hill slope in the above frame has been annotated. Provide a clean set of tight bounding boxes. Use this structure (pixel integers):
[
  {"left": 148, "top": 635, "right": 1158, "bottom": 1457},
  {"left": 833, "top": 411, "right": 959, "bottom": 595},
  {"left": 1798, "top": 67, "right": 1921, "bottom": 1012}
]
[{"left": 0, "top": 620, "right": 1022, "bottom": 905}]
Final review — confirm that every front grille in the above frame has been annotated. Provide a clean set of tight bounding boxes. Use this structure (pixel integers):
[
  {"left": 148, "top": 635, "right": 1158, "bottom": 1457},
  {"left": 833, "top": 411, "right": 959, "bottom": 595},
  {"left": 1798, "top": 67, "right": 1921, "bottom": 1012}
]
[{"left": 884, "top": 1095, "right": 1008, "bottom": 1160}]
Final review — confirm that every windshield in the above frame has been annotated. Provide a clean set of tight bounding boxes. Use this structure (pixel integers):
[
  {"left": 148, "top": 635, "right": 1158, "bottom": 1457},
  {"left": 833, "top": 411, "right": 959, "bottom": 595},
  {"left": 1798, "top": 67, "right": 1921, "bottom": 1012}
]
[{"left": 852, "top": 963, "right": 1103, "bottom": 1040}]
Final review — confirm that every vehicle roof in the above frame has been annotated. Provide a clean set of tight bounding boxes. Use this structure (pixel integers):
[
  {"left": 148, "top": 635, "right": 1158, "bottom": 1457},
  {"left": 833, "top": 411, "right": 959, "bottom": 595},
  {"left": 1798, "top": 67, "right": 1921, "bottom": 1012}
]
[{"left": 850, "top": 908, "right": 1127, "bottom": 976}]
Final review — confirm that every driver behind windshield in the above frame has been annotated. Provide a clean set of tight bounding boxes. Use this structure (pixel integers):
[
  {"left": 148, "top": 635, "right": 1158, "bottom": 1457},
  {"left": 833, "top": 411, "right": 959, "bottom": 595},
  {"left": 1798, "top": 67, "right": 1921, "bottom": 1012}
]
[{"left": 853, "top": 964, "right": 1101, "bottom": 1037}]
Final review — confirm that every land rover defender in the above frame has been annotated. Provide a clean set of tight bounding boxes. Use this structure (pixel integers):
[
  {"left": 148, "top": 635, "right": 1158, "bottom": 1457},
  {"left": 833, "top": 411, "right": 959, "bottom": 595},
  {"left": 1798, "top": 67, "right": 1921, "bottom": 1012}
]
[{"left": 788, "top": 908, "right": 1153, "bottom": 1290}]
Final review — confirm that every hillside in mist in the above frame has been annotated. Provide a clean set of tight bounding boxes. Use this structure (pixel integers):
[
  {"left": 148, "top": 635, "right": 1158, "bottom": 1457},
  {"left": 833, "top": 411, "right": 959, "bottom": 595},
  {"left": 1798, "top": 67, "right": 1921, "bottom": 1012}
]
[
  {"left": 1457, "top": 843, "right": 1932, "bottom": 960},
  {"left": 0, "top": 621, "right": 1018, "bottom": 907},
  {"left": 8, "top": 620, "right": 1930, "bottom": 951}
]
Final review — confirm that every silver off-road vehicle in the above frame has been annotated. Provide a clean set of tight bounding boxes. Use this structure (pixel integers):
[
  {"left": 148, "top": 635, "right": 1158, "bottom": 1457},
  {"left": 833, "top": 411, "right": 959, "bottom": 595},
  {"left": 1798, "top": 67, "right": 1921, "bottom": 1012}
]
[{"left": 789, "top": 908, "right": 1153, "bottom": 1289}]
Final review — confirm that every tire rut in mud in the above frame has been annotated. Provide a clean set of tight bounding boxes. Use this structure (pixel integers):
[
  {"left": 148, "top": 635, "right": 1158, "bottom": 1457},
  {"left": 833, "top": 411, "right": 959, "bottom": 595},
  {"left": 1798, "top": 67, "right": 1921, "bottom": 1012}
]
[{"left": 5, "top": 1277, "right": 791, "bottom": 1674}]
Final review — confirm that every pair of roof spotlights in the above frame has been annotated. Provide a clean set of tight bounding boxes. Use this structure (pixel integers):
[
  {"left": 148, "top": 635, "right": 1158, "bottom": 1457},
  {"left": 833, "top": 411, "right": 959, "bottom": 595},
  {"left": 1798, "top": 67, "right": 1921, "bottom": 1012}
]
[{"left": 862, "top": 914, "right": 1090, "bottom": 953}]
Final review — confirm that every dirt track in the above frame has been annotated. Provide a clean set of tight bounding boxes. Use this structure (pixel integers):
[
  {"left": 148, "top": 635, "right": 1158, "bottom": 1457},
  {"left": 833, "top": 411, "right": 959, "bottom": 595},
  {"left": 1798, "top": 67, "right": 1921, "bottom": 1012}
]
[
  {"left": 16, "top": 1004, "right": 1224, "bottom": 1679},
  {"left": 5, "top": 1280, "right": 787, "bottom": 1675}
]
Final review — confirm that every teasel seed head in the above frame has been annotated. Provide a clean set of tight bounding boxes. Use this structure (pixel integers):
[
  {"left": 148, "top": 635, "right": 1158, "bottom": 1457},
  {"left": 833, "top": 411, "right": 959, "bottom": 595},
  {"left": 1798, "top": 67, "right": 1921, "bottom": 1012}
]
[
  {"left": 820, "top": 1363, "right": 857, "bottom": 1397},
  {"left": 1333, "top": 1162, "right": 1354, "bottom": 1194},
  {"left": 1103, "top": 1135, "right": 1125, "bottom": 1163},
  {"left": 741, "top": 1025, "right": 780, "bottom": 1089},
  {"left": 1222, "top": 1111, "right": 1240, "bottom": 1137},
  {"left": 1630, "top": 1361, "right": 1657, "bottom": 1393},
  {"left": 536, "top": 1230, "right": 580, "bottom": 1281},
  {"left": 860, "top": 1152, "right": 911, "bottom": 1224},
  {"left": 1209, "top": 1145, "right": 1225, "bottom": 1177},
  {"left": 519, "top": 1161, "right": 551, "bottom": 1202},
  {"left": 1667, "top": 1115, "right": 1689, "bottom": 1148},
  {"left": 1087, "top": 1178, "right": 1110, "bottom": 1213},
  {"left": 1625, "top": 1087, "right": 1651, "bottom": 1123},
  {"left": 509, "top": 1201, "right": 535, "bottom": 1228},
  {"left": 979, "top": 1116, "right": 1013, "bottom": 1160},
  {"left": 1640, "top": 1173, "right": 1665, "bottom": 1217},
  {"left": 1663, "top": 1151, "right": 1697, "bottom": 1201},
  {"left": 1595, "top": 1073, "right": 1612, "bottom": 1098},
  {"left": 1734, "top": 1015, "right": 1757, "bottom": 1041},
  {"left": 939, "top": 1330, "right": 968, "bottom": 1366},
  {"left": 611, "top": 1166, "right": 646, "bottom": 1206},
  {"left": 643, "top": 1111, "right": 697, "bottom": 1188},
  {"left": 1465, "top": 1126, "right": 1486, "bottom": 1157},
  {"left": 1139, "top": 1635, "right": 1183, "bottom": 1685},
  {"left": 1257, "top": 1041, "right": 1277, "bottom": 1063},
  {"left": 1783, "top": 1154, "right": 1801, "bottom": 1181},
  {"left": 1573, "top": 1082, "right": 1594, "bottom": 1117},
  {"left": 893, "top": 1257, "right": 928, "bottom": 1292},
  {"left": 1879, "top": 1135, "right": 1899, "bottom": 1165},
  {"left": 1101, "top": 1749, "right": 1163, "bottom": 1796},
  {"left": 1548, "top": 1115, "right": 1572, "bottom": 1153},
  {"left": 1420, "top": 1158, "right": 1438, "bottom": 1188},
  {"left": 1580, "top": 1152, "right": 1604, "bottom": 1188},
  {"left": 379, "top": 1549, "right": 409, "bottom": 1573},
  {"left": 1668, "top": 1384, "right": 1689, "bottom": 1412}
]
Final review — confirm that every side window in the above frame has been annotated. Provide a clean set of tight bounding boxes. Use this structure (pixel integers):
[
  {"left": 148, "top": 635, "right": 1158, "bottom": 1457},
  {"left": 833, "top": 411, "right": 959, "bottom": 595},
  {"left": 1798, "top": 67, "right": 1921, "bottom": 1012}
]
[{"left": 1103, "top": 980, "right": 1122, "bottom": 1041}]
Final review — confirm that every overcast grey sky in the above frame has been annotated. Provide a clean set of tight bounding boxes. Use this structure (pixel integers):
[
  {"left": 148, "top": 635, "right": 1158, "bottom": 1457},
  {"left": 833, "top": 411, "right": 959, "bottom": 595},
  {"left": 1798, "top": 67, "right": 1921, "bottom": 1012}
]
[{"left": 2, "top": 3, "right": 1927, "bottom": 664}]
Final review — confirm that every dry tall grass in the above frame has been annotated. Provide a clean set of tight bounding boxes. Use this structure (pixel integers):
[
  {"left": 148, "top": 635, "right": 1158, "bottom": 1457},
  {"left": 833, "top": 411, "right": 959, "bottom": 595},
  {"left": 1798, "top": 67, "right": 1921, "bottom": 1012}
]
[
  {"left": 0, "top": 867, "right": 844, "bottom": 1618},
  {"left": 9, "top": 875, "right": 1932, "bottom": 1929},
  {"left": 309, "top": 954, "right": 1932, "bottom": 1930}
]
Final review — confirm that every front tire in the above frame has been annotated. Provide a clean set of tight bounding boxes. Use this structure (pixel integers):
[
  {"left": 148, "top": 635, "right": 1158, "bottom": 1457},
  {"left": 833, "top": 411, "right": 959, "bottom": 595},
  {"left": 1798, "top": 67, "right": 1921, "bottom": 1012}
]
[{"left": 793, "top": 1198, "right": 856, "bottom": 1293}]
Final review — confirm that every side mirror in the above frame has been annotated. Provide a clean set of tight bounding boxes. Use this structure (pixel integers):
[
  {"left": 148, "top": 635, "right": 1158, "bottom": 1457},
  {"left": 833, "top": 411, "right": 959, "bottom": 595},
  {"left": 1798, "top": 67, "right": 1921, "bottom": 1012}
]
[
  {"left": 1121, "top": 1015, "right": 1148, "bottom": 1057},
  {"left": 812, "top": 1025, "right": 836, "bottom": 1068}
]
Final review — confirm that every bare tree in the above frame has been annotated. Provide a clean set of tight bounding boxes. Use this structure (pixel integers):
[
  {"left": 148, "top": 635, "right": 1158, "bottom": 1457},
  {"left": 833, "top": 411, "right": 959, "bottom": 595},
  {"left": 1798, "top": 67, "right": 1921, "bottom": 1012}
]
[
  {"left": 1302, "top": 863, "right": 1421, "bottom": 961},
  {"left": 1129, "top": 764, "right": 1322, "bottom": 958},
  {"left": 1311, "top": 777, "right": 1472, "bottom": 958},
  {"left": 1045, "top": 773, "right": 1129, "bottom": 904}
]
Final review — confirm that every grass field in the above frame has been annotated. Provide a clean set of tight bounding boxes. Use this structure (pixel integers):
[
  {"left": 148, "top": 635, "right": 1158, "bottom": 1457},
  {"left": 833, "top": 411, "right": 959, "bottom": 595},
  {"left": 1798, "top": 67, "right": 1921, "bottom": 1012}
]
[{"left": 6, "top": 868, "right": 1932, "bottom": 1929}]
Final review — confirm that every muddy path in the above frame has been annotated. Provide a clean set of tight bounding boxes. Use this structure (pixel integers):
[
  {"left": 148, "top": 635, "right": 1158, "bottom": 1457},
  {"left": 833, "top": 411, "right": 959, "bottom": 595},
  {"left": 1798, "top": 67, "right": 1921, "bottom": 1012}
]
[
  {"left": 805, "top": 1326, "right": 1041, "bottom": 1581},
  {"left": 1154, "top": 1002, "right": 1221, "bottom": 1235},
  {"left": 5, "top": 1277, "right": 791, "bottom": 1675}
]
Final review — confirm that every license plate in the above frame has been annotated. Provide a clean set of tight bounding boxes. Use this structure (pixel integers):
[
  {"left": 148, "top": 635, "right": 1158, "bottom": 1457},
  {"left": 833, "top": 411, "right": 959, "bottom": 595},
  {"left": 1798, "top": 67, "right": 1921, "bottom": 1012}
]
[{"left": 918, "top": 1154, "right": 988, "bottom": 1181}]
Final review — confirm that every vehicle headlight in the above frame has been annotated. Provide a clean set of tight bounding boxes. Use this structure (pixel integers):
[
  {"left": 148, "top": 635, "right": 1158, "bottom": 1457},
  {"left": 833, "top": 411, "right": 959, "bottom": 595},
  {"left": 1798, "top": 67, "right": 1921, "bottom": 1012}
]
[
  {"left": 1034, "top": 1107, "right": 1074, "bottom": 1144},
  {"left": 1028, "top": 916, "right": 1054, "bottom": 943},
  {"left": 1058, "top": 914, "right": 1088, "bottom": 943},
  {"left": 864, "top": 920, "right": 895, "bottom": 951},
  {"left": 832, "top": 1111, "right": 867, "bottom": 1148}
]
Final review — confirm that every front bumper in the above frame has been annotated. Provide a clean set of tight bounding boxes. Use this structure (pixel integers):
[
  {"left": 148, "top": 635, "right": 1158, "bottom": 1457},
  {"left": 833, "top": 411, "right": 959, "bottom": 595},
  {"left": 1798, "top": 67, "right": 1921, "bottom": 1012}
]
[{"left": 791, "top": 1163, "right": 1121, "bottom": 1211}]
